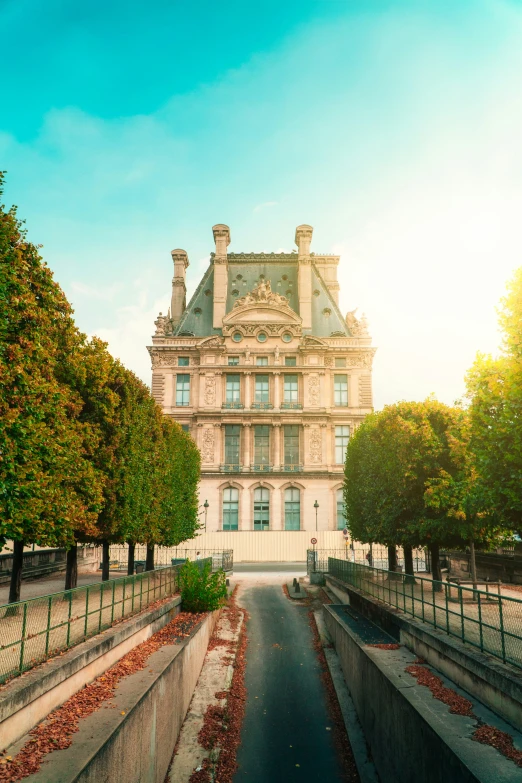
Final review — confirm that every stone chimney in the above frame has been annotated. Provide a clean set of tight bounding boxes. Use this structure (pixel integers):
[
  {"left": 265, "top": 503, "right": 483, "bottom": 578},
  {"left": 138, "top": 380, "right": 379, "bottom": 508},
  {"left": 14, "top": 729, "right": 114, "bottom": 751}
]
[
  {"left": 295, "top": 224, "right": 313, "bottom": 330},
  {"left": 212, "top": 224, "right": 230, "bottom": 329},
  {"left": 171, "top": 249, "right": 189, "bottom": 326}
]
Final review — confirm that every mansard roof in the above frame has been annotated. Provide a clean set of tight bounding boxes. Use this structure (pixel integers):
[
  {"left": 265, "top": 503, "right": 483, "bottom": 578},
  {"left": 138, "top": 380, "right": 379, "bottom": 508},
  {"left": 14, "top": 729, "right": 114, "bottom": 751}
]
[{"left": 173, "top": 255, "right": 350, "bottom": 338}]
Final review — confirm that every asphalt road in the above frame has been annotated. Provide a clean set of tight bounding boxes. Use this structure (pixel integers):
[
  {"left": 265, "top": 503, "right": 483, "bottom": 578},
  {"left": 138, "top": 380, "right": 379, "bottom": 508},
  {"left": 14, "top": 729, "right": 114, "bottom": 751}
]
[{"left": 234, "top": 584, "right": 346, "bottom": 783}]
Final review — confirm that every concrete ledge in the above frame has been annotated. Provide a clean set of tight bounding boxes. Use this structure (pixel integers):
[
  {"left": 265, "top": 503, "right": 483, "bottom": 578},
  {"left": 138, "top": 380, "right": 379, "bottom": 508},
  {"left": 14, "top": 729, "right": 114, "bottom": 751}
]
[
  {"left": 326, "top": 575, "right": 522, "bottom": 732},
  {"left": 0, "top": 595, "right": 182, "bottom": 747},
  {"left": 324, "top": 604, "right": 522, "bottom": 783},
  {"left": 24, "top": 609, "right": 220, "bottom": 783}
]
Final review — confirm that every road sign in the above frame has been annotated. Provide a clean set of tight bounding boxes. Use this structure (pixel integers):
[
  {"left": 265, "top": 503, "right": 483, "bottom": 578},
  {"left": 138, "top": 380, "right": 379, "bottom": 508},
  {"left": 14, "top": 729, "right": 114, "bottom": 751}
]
[{"left": 310, "top": 537, "right": 317, "bottom": 545}]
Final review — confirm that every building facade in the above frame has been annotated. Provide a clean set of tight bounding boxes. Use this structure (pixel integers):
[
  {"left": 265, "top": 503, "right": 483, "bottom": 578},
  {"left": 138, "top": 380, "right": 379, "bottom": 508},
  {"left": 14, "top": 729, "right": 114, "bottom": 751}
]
[{"left": 148, "top": 224, "right": 375, "bottom": 533}]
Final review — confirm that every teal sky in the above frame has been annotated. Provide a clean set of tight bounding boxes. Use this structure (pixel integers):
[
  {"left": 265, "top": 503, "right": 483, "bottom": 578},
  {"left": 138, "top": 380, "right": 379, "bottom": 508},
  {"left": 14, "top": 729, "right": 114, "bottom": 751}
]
[{"left": 2, "top": 0, "right": 522, "bottom": 408}]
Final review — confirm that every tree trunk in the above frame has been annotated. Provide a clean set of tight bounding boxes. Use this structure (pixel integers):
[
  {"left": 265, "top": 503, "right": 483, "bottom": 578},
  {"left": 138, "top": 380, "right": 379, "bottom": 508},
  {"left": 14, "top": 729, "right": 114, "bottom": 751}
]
[
  {"left": 127, "top": 543, "right": 135, "bottom": 576},
  {"left": 430, "top": 542, "right": 442, "bottom": 590},
  {"left": 403, "top": 544, "right": 415, "bottom": 584},
  {"left": 403, "top": 544, "right": 414, "bottom": 576},
  {"left": 8, "top": 540, "right": 24, "bottom": 604},
  {"left": 65, "top": 544, "right": 78, "bottom": 590},
  {"left": 387, "top": 545, "right": 397, "bottom": 572},
  {"left": 146, "top": 544, "right": 154, "bottom": 572},
  {"left": 102, "top": 540, "right": 110, "bottom": 581}
]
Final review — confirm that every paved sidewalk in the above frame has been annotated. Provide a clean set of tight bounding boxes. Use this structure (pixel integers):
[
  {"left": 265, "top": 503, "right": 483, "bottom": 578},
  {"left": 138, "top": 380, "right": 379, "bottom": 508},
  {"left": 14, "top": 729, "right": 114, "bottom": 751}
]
[{"left": 234, "top": 584, "right": 348, "bottom": 782}]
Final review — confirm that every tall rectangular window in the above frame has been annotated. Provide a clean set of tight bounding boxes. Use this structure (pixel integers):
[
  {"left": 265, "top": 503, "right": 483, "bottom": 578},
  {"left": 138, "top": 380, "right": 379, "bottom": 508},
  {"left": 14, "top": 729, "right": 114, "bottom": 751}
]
[
  {"left": 224, "top": 425, "right": 240, "bottom": 465},
  {"left": 335, "top": 425, "right": 350, "bottom": 464},
  {"left": 176, "top": 374, "right": 190, "bottom": 406},
  {"left": 226, "top": 374, "right": 240, "bottom": 403},
  {"left": 334, "top": 375, "right": 348, "bottom": 407},
  {"left": 178, "top": 357, "right": 189, "bottom": 366},
  {"left": 254, "top": 487, "right": 270, "bottom": 531},
  {"left": 255, "top": 374, "right": 269, "bottom": 403},
  {"left": 284, "top": 425, "right": 299, "bottom": 465},
  {"left": 283, "top": 374, "right": 298, "bottom": 403},
  {"left": 254, "top": 425, "right": 270, "bottom": 466},
  {"left": 285, "top": 487, "right": 300, "bottom": 530},
  {"left": 223, "top": 487, "right": 239, "bottom": 531},
  {"left": 337, "top": 489, "right": 346, "bottom": 530}
]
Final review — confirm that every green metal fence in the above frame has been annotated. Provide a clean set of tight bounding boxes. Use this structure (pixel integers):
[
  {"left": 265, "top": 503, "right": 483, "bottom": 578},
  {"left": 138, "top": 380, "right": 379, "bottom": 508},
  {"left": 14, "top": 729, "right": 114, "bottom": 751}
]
[
  {"left": 0, "top": 557, "right": 212, "bottom": 685},
  {"left": 328, "top": 557, "right": 522, "bottom": 670}
]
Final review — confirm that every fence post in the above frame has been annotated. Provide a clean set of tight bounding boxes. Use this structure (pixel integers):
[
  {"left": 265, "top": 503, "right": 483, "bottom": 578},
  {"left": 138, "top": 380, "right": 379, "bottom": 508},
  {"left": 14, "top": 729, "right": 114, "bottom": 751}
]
[
  {"left": 499, "top": 595, "right": 507, "bottom": 663},
  {"left": 19, "top": 601, "right": 28, "bottom": 675},
  {"left": 477, "top": 591, "right": 484, "bottom": 652},
  {"left": 459, "top": 585, "right": 465, "bottom": 641},
  {"left": 45, "top": 595, "right": 52, "bottom": 656},
  {"left": 111, "top": 579, "right": 116, "bottom": 624},
  {"left": 99, "top": 583, "right": 103, "bottom": 632},
  {"left": 444, "top": 582, "right": 450, "bottom": 635},
  {"left": 84, "top": 587, "right": 90, "bottom": 639},
  {"left": 421, "top": 579, "right": 425, "bottom": 623},
  {"left": 66, "top": 591, "right": 73, "bottom": 647}
]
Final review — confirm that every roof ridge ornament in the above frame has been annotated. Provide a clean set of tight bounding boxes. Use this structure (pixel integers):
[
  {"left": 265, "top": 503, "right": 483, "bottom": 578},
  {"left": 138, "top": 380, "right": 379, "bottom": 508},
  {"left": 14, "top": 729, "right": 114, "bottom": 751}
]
[{"left": 233, "top": 278, "right": 291, "bottom": 309}]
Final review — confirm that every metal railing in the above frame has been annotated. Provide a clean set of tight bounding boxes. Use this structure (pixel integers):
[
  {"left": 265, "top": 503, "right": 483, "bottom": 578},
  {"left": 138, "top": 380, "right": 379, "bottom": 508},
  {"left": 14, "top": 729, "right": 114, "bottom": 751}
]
[
  {"left": 328, "top": 558, "right": 522, "bottom": 670},
  {"left": 307, "top": 546, "right": 427, "bottom": 575},
  {"left": 0, "top": 557, "right": 216, "bottom": 685},
  {"left": 108, "top": 546, "right": 233, "bottom": 574}
]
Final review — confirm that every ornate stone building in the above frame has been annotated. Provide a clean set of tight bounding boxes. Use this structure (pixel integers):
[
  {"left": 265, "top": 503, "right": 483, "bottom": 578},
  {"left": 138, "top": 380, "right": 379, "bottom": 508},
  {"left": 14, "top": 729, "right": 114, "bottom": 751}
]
[{"left": 148, "top": 224, "right": 375, "bottom": 533}]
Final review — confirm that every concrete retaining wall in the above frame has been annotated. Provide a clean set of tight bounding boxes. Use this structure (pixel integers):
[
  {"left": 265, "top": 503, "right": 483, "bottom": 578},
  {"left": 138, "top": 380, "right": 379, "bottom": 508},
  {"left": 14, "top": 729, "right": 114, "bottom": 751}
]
[
  {"left": 0, "top": 595, "right": 182, "bottom": 748},
  {"left": 326, "top": 575, "right": 522, "bottom": 733},
  {"left": 324, "top": 605, "right": 522, "bottom": 783},
  {"left": 25, "top": 609, "right": 220, "bottom": 783}
]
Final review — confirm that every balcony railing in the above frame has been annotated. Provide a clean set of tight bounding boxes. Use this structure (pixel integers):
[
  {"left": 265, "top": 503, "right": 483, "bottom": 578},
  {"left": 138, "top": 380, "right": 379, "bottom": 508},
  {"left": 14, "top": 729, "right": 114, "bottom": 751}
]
[
  {"left": 221, "top": 402, "right": 244, "bottom": 409},
  {"left": 220, "top": 463, "right": 243, "bottom": 473},
  {"left": 282, "top": 464, "right": 303, "bottom": 472},
  {"left": 251, "top": 402, "right": 273, "bottom": 410},
  {"left": 281, "top": 402, "right": 303, "bottom": 410},
  {"left": 251, "top": 464, "right": 273, "bottom": 472}
]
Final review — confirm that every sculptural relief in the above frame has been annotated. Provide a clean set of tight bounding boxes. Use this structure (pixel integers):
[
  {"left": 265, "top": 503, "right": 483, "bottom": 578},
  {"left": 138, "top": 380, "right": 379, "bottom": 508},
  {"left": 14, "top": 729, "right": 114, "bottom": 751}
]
[
  {"left": 308, "top": 374, "right": 320, "bottom": 406},
  {"left": 309, "top": 428, "right": 322, "bottom": 464},
  {"left": 204, "top": 375, "right": 216, "bottom": 405},
  {"left": 233, "top": 279, "right": 291, "bottom": 309},
  {"left": 201, "top": 429, "right": 215, "bottom": 462}
]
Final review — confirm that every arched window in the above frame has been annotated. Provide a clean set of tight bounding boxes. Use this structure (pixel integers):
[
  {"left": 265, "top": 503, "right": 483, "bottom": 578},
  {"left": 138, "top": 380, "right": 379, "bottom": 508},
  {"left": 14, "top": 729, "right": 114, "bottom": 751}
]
[
  {"left": 223, "top": 487, "right": 239, "bottom": 531},
  {"left": 254, "top": 487, "right": 270, "bottom": 531},
  {"left": 284, "top": 487, "right": 300, "bottom": 530},
  {"left": 336, "top": 489, "right": 346, "bottom": 530}
]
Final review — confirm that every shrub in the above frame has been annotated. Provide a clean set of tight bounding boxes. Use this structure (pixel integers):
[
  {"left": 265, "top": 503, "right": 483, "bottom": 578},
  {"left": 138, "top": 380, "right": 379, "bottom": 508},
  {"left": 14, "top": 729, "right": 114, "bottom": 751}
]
[{"left": 179, "top": 560, "right": 228, "bottom": 613}]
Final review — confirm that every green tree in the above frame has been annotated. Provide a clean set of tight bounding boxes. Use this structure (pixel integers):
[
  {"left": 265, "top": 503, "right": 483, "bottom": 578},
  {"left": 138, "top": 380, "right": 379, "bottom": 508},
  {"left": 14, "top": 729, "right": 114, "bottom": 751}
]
[
  {"left": 344, "top": 399, "right": 498, "bottom": 584},
  {"left": 466, "top": 268, "right": 522, "bottom": 539},
  {"left": 0, "top": 175, "right": 102, "bottom": 601}
]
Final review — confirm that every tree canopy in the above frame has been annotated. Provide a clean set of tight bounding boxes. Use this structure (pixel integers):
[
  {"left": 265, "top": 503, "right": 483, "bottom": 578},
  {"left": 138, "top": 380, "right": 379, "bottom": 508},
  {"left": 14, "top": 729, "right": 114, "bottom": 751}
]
[{"left": 0, "top": 174, "right": 201, "bottom": 598}]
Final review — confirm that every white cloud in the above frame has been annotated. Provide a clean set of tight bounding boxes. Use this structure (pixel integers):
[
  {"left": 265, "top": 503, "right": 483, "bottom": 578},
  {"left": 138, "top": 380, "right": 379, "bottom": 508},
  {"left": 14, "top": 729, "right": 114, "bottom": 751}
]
[{"left": 253, "top": 201, "right": 278, "bottom": 213}]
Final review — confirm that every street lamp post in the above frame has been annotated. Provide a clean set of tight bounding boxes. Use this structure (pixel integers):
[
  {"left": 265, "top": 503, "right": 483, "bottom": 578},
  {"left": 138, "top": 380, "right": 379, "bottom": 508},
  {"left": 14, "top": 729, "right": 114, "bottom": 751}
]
[
  {"left": 314, "top": 500, "right": 319, "bottom": 532},
  {"left": 203, "top": 500, "right": 209, "bottom": 533}
]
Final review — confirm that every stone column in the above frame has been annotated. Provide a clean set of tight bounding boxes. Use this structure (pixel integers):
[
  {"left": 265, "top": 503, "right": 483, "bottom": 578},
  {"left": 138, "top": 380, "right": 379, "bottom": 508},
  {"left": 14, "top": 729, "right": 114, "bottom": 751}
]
[
  {"left": 273, "top": 423, "right": 281, "bottom": 469},
  {"left": 243, "top": 423, "right": 251, "bottom": 469},
  {"left": 244, "top": 372, "right": 251, "bottom": 408},
  {"left": 273, "top": 372, "right": 281, "bottom": 409}
]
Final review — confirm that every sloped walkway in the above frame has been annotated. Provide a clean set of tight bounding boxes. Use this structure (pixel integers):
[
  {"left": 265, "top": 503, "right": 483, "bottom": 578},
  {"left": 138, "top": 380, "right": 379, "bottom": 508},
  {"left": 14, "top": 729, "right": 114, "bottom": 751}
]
[{"left": 234, "top": 584, "right": 354, "bottom": 782}]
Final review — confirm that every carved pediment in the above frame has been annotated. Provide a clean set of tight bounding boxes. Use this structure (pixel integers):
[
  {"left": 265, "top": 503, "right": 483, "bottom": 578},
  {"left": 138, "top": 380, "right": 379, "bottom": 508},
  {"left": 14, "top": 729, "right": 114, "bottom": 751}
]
[
  {"left": 225, "top": 305, "right": 301, "bottom": 326},
  {"left": 198, "top": 336, "right": 225, "bottom": 350},
  {"left": 224, "top": 280, "right": 301, "bottom": 330},
  {"left": 300, "top": 335, "right": 329, "bottom": 349}
]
